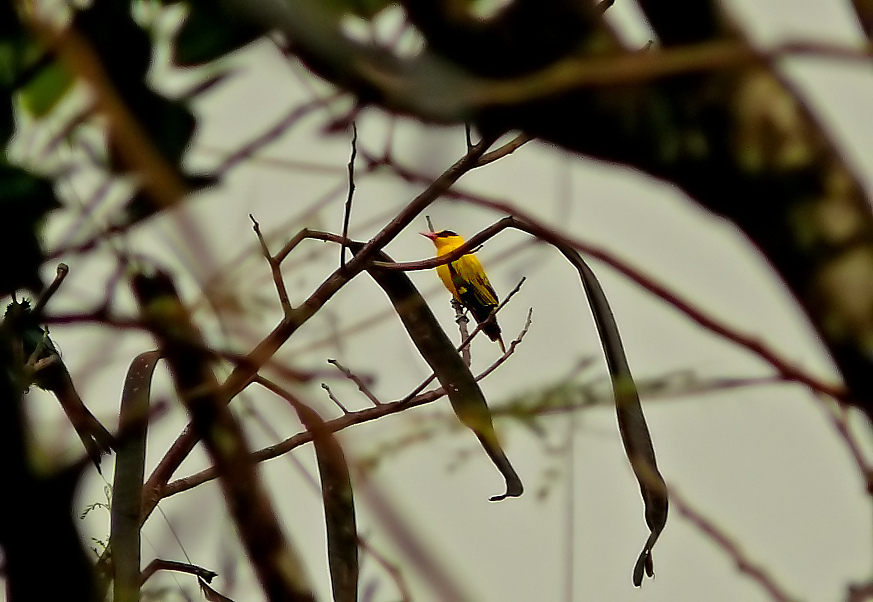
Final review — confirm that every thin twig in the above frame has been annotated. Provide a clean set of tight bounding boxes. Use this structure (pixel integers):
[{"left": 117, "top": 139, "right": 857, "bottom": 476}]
[
  {"left": 399, "top": 277, "right": 526, "bottom": 402},
  {"left": 356, "top": 536, "right": 412, "bottom": 602},
  {"left": 476, "top": 133, "right": 534, "bottom": 167},
  {"left": 214, "top": 95, "right": 340, "bottom": 175},
  {"left": 321, "top": 383, "right": 350, "bottom": 414},
  {"left": 328, "top": 359, "right": 381, "bottom": 406},
  {"left": 475, "top": 308, "right": 533, "bottom": 382},
  {"left": 139, "top": 559, "right": 218, "bottom": 585},
  {"left": 821, "top": 398, "right": 873, "bottom": 491},
  {"left": 250, "top": 214, "right": 292, "bottom": 317},
  {"left": 341, "top": 123, "right": 358, "bottom": 270},
  {"left": 456, "top": 277, "right": 526, "bottom": 356},
  {"left": 32, "top": 263, "right": 69, "bottom": 316}
]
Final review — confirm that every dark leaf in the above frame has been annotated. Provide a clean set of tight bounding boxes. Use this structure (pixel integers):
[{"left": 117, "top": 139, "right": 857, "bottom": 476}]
[
  {"left": 0, "top": 164, "right": 61, "bottom": 295},
  {"left": 173, "top": 0, "right": 264, "bottom": 66}
]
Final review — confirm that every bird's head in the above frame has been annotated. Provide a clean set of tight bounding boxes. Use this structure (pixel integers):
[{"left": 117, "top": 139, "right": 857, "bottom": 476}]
[{"left": 420, "top": 229, "right": 463, "bottom": 252}]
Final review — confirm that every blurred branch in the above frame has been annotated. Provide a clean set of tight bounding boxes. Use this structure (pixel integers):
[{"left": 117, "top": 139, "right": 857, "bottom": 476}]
[
  {"left": 226, "top": 0, "right": 873, "bottom": 119},
  {"left": 848, "top": 580, "right": 873, "bottom": 602},
  {"left": 133, "top": 270, "right": 314, "bottom": 600},
  {"left": 852, "top": 0, "right": 873, "bottom": 38},
  {"left": 670, "top": 486, "right": 800, "bottom": 602},
  {"left": 23, "top": 12, "right": 188, "bottom": 210},
  {"left": 357, "top": 536, "right": 412, "bottom": 602},
  {"left": 213, "top": 95, "right": 341, "bottom": 176}
]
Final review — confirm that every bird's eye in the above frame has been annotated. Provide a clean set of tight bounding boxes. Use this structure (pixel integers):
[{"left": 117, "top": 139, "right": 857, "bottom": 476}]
[{"left": 439, "top": 230, "right": 458, "bottom": 237}]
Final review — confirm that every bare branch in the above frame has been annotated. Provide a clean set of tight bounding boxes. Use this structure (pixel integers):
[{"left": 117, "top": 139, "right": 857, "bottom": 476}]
[
  {"left": 250, "top": 214, "right": 293, "bottom": 317},
  {"left": 214, "top": 95, "right": 341, "bottom": 176},
  {"left": 328, "top": 359, "right": 381, "bottom": 406},
  {"left": 322, "top": 383, "right": 351, "bottom": 414},
  {"left": 476, "top": 133, "right": 534, "bottom": 167}
]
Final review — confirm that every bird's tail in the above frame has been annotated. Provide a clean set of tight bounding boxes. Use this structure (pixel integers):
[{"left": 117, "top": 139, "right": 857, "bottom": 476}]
[{"left": 481, "top": 320, "right": 505, "bottom": 353}]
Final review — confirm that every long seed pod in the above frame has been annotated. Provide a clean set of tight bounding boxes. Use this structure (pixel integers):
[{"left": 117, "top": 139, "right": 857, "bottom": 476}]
[
  {"left": 553, "top": 242, "right": 668, "bottom": 586},
  {"left": 111, "top": 350, "right": 161, "bottom": 602},
  {"left": 258, "top": 378, "right": 358, "bottom": 602},
  {"left": 351, "top": 242, "right": 523, "bottom": 501}
]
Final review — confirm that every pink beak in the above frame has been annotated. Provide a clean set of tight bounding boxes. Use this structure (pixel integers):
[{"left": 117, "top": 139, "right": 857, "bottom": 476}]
[{"left": 420, "top": 231, "right": 438, "bottom": 240}]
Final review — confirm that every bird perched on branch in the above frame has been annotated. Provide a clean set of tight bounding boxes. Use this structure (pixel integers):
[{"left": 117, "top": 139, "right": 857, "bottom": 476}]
[{"left": 422, "top": 229, "right": 505, "bottom": 352}]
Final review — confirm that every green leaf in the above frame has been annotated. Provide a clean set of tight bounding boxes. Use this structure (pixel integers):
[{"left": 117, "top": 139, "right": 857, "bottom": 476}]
[
  {"left": 18, "top": 60, "right": 75, "bottom": 117},
  {"left": 173, "top": 0, "right": 264, "bottom": 66}
]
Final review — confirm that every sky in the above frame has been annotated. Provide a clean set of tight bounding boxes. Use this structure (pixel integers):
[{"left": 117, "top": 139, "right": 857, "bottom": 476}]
[{"left": 9, "top": 1, "right": 873, "bottom": 601}]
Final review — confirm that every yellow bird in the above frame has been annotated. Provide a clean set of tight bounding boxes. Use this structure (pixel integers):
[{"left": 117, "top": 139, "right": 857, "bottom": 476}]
[{"left": 422, "top": 229, "right": 505, "bottom": 352}]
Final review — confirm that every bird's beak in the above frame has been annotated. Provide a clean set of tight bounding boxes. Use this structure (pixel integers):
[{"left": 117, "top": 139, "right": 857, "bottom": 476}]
[{"left": 420, "top": 231, "right": 438, "bottom": 240}]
